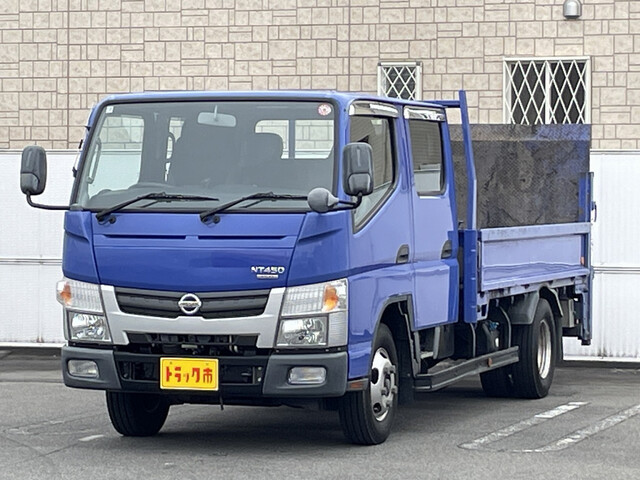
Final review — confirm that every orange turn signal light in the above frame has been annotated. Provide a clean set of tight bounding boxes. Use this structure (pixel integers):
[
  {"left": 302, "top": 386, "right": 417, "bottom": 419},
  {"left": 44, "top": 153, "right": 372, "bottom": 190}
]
[
  {"left": 323, "top": 285, "right": 339, "bottom": 312},
  {"left": 58, "top": 282, "right": 72, "bottom": 306}
]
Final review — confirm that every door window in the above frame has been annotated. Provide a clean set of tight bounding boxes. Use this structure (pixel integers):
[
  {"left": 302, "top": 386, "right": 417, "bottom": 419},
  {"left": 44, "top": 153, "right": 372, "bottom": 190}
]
[{"left": 349, "top": 116, "right": 395, "bottom": 226}]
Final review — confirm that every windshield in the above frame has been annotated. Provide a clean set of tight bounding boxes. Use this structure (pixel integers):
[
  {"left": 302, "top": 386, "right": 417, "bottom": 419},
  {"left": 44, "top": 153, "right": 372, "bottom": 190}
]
[{"left": 74, "top": 100, "right": 336, "bottom": 212}]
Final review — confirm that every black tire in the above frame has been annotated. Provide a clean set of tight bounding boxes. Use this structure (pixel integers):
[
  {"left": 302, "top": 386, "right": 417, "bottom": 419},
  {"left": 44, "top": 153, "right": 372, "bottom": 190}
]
[
  {"left": 480, "top": 309, "right": 515, "bottom": 398},
  {"left": 480, "top": 367, "right": 515, "bottom": 398},
  {"left": 106, "top": 392, "right": 170, "bottom": 437},
  {"left": 511, "top": 298, "right": 557, "bottom": 399},
  {"left": 338, "top": 324, "right": 398, "bottom": 445}
]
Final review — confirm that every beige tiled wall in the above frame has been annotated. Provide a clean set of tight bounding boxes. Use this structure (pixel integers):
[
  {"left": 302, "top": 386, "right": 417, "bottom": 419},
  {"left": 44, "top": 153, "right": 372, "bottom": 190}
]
[{"left": 1, "top": 0, "right": 638, "bottom": 149}]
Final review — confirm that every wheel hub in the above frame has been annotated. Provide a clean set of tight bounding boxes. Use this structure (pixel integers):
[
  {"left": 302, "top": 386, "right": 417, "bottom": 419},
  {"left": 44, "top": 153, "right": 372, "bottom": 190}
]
[
  {"left": 370, "top": 347, "right": 397, "bottom": 422},
  {"left": 537, "top": 318, "right": 552, "bottom": 379}
]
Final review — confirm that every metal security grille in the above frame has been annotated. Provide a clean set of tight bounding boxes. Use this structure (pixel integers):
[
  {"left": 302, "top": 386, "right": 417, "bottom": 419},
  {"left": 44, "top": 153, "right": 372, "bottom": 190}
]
[
  {"left": 504, "top": 58, "right": 590, "bottom": 125},
  {"left": 377, "top": 62, "right": 422, "bottom": 100}
]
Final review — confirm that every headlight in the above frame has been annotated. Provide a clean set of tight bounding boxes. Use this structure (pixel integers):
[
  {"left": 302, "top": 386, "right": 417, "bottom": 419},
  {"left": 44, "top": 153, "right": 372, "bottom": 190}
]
[
  {"left": 277, "top": 279, "right": 348, "bottom": 348},
  {"left": 68, "top": 312, "right": 111, "bottom": 342},
  {"left": 277, "top": 317, "right": 328, "bottom": 346},
  {"left": 56, "top": 278, "right": 111, "bottom": 343}
]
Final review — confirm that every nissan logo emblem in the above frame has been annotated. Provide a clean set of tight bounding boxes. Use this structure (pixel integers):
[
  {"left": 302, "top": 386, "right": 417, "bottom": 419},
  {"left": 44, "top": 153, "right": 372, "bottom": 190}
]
[{"left": 178, "top": 293, "right": 202, "bottom": 315}]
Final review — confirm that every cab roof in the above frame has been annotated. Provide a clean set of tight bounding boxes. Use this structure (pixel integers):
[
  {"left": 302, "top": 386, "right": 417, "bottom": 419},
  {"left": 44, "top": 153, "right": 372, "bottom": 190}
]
[{"left": 88, "top": 89, "right": 449, "bottom": 126}]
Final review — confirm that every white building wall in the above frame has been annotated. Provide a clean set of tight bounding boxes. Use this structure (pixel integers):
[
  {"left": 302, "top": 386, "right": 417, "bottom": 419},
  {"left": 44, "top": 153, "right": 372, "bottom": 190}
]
[
  {"left": 1, "top": 149, "right": 639, "bottom": 361},
  {"left": 564, "top": 151, "right": 640, "bottom": 361},
  {"left": 0, "top": 150, "right": 76, "bottom": 345}
]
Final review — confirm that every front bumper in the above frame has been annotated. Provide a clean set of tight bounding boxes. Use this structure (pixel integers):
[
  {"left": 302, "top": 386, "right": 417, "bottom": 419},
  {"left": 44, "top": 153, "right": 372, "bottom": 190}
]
[{"left": 61, "top": 346, "right": 348, "bottom": 399}]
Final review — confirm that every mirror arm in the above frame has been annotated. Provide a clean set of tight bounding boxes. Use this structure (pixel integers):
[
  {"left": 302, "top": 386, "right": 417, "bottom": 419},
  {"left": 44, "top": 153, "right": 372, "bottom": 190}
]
[
  {"left": 330, "top": 194, "right": 362, "bottom": 211},
  {"left": 26, "top": 194, "right": 70, "bottom": 211}
]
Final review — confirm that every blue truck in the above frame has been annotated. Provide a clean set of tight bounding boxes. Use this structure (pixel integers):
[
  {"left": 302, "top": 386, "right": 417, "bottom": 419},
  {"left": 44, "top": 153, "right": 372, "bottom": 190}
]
[{"left": 20, "top": 90, "right": 593, "bottom": 444}]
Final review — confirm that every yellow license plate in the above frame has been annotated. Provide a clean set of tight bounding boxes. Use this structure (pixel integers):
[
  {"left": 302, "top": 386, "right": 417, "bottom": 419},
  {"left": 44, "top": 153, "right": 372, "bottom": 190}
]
[{"left": 160, "top": 358, "right": 219, "bottom": 391}]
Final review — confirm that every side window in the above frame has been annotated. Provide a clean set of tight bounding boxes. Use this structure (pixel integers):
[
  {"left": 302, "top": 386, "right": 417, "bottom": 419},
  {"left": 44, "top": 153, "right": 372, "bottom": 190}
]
[
  {"left": 255, "top": 119, "right": 333, "bottom": 160},
  {"left": 294, "top": 120, "right": 333, "bottom": 159},
  {"left": 349, "top": 116, "right": 395, "bottom": 226},
  {"left": 408, "top": 120, "right": 444, "bottom": 195},
  {"left": 166, "top": 117, "right": 184, "bottom": 161},
  {"left": 86, "top": 114, "right": 144, "bottom": 198}
]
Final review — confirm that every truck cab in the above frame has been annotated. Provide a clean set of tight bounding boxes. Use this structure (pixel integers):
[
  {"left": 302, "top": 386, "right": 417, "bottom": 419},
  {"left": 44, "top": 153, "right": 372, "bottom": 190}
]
[{"left": 20, "top": 90, "right": 592, "bottom": 444}]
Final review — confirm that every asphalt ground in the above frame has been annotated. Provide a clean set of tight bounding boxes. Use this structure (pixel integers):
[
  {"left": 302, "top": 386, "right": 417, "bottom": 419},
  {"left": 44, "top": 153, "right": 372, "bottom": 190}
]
[{"left": 0, "top": 349, "right": 639, "bottom": 480}]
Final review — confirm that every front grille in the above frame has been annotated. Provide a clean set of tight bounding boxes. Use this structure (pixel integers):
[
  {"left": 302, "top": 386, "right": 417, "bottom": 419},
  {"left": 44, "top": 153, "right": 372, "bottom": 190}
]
[
  {"left": 115, "top": 287, "right": 270, "bottom": 319},
  {"left": 124, "top": 332, "right": 260, "bottom": 356}
]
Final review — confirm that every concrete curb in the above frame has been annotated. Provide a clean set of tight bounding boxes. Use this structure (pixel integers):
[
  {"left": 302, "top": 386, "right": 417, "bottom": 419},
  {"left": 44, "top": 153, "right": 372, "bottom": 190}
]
[
  {"left": 560, "top": 359, "right": 640, "bottom": 370},
  {"left": 0, "top": 346, "right": 61, "bottom": 358}
]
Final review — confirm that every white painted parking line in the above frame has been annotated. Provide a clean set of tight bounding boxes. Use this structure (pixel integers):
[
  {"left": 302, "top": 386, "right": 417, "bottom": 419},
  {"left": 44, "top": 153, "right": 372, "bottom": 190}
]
[
  {"left": 517, "top": 403, "right": 640, "bottom": 453},
  {"left": 78, "top": 434, "right": 105, "bottom": 442},
  {"left": 459, "top": 402, "right": 588, "bottom": 451}
]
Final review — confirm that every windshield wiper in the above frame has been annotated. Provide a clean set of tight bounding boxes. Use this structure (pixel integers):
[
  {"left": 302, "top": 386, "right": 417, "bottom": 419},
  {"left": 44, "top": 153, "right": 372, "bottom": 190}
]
[
  {"left": 200, "top": 191, "right": 307, "bottom": 223},
  {"left": 96, "top": 192, "right": 219, "bottom": 222}
]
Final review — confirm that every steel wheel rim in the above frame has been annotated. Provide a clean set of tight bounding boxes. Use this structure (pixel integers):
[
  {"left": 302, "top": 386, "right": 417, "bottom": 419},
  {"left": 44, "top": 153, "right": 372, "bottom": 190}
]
[
  {"left": 537, "top": 319, "right": 552, "bottom": 379},
  {"left": 369, "top": 347, "right": 396, "bottom": 422}
]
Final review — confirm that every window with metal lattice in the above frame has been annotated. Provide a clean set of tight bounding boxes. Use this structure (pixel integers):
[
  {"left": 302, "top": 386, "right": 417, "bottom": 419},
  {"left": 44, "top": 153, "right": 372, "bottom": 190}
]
[
  {"left": 377, "top": 61, "right": 422, "bottom": 101},
  {"left": 503, "top": 58, "right": 590, "bottom": 125}
]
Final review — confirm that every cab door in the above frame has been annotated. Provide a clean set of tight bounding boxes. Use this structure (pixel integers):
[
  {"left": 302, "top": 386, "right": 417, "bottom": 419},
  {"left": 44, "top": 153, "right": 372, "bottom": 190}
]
[{"left": 405, "top": 107, "right": 459, "bottom": 329}]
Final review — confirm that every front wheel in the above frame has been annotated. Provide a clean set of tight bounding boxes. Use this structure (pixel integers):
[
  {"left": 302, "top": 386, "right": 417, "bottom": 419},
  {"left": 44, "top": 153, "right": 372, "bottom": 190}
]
[
  {"left": 106, "top": 392, "right": 170, "bottom": 437},
  {"left": 338, "top": 324, "right": 398, "bottom": 445}
]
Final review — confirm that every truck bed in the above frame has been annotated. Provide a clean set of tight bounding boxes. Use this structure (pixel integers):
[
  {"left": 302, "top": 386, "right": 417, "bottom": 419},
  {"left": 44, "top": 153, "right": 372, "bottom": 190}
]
[
  {"left": 435, "top": 95, "right": 592, "bottom": 341},
  {"left": 478, "top": 222, "right": 590, "bottom": 298}
]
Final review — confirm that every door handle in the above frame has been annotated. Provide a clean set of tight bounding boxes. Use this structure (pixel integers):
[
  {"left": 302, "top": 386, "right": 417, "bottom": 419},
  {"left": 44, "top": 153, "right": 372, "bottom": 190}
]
[
  {"left": 396, "top": 244, "right": 410, "bottom": 264},
  {"left": 441, "top": 240, "right": 453, "bottom": 259}
]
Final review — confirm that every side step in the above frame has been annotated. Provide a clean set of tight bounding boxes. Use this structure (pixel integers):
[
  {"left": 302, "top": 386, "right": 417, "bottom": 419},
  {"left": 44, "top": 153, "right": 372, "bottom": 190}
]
[{"left": 414, "top": 346, "right": 519, "bottom": 392}]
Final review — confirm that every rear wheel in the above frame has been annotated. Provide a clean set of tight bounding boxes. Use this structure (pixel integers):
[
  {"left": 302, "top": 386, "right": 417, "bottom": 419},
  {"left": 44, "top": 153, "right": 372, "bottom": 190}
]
[
  {"left": 511, "top": 298, "right": 557, "bottom": 398},
  {"left": 338, "top": 324, "right": 398, "bottom": 445},
  {"left": 106, "top": 392, "right": 170, "bottom": 437}
]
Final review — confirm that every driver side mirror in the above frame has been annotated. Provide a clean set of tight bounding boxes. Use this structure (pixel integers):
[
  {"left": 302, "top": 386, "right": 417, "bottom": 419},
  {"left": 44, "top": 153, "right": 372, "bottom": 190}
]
[
  {"left": 343, "top": 142, "right": 373, "bottom": 197},
  {"left": 20, "top": 145, "right": 48, "bottom": 196}
]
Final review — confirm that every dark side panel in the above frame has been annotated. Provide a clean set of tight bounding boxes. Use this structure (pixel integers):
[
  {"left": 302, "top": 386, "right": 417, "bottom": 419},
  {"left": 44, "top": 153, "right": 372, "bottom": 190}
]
[{"left": 451, "top": 124, "right": 591, "bottom": 229}]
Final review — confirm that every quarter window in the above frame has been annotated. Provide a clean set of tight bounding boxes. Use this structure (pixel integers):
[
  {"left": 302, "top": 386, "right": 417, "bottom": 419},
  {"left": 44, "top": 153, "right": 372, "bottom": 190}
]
[{"left": 408, "top": 120, "right": 444, "bottom": 195}]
